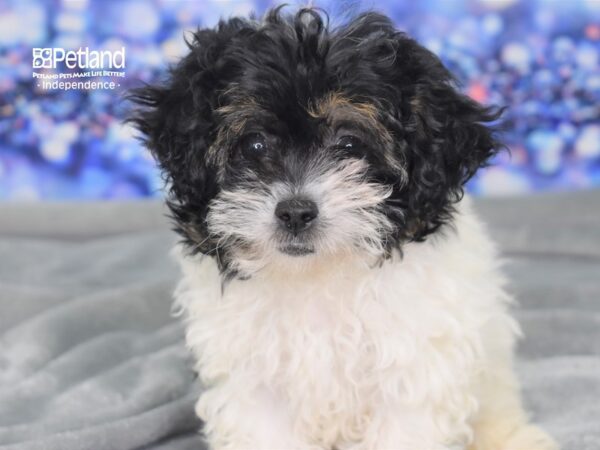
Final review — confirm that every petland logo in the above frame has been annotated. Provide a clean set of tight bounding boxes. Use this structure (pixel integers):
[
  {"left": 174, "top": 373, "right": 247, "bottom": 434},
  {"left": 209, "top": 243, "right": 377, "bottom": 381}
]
[
  {"left": 32, "top": 47, "right": 126, "bottom": 90},
  {"left": 32, "top": 47, "right": 126, "bottom": 69}
]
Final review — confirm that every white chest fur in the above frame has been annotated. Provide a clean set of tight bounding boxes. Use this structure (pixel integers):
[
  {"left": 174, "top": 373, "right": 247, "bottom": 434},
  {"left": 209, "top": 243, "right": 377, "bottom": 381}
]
[{"left": 173, "top": 200, "right": 518, "bottom": 449}]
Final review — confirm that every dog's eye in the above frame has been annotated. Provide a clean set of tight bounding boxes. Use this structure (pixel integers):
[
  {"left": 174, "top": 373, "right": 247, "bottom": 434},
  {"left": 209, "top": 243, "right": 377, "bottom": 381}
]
[
  {"left": 240, "top": 133, "right": 267, "bottom": 155},
  {"left": 336, "top": 135, "right": 361, "bottom": 150}
]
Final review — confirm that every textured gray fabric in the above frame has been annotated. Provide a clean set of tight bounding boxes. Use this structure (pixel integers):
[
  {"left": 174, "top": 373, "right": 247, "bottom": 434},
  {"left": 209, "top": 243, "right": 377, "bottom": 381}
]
[{"left": 0, "top": 192, "right": 598, "bottom": 449}]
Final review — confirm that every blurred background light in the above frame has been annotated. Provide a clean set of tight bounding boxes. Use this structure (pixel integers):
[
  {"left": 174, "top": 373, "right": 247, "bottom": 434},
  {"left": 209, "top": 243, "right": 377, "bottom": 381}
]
[{"left": 0, "top": 0, "right": 598, "bottom": 200}]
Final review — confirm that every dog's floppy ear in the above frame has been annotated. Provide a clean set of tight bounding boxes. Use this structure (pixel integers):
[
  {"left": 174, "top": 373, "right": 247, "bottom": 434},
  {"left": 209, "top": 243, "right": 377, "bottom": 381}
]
[
  {"left": 127, "top": 20, "right": 248, "bottom": 249},
  {"left": 399, "top": 40, "right": 504, "bottom": 240},
  {"left": 128, "top": 22, "right": 244, "bottom": 200}
]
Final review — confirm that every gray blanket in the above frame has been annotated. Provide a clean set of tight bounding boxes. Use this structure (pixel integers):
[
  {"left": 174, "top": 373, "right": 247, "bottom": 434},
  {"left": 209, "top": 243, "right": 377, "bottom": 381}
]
[{"left": 1, "top": 192, "right": 599, "bottom": 450}]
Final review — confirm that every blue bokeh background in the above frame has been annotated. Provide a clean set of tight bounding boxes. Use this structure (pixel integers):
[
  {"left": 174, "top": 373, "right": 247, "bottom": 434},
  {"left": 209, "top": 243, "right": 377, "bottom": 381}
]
[{"left": 0, "top": 0, "right": 599, "bottom": 200}]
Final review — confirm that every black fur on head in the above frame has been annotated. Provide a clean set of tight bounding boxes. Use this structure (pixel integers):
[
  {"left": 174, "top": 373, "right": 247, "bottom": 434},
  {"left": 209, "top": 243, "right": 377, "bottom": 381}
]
[{"left": 128, "top": 6, "right": 503, "bottom": 277}]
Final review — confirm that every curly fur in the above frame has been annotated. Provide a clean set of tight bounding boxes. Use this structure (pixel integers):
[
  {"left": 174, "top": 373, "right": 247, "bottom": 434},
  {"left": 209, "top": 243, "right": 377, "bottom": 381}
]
[
  {"left": 128, "top": 7, "right": 503, "bottom": 272},
  {"left": 129, "top": 7, "right": 557, "bottom": 450}
]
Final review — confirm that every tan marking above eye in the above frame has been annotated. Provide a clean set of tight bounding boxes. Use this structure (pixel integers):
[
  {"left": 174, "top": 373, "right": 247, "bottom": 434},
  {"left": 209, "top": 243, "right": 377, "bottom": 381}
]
[
  {"left": 208, "top": 92, "right": 407, "bottom": 182},
  {"left": 208, "top": 96, "right": 266, "bottom": 167},
  {"left": 308, "top": 93, "right": 389, "bottom": 141},
  {"left": 309, "top": 93, "right": 407, "bottom": 180}
]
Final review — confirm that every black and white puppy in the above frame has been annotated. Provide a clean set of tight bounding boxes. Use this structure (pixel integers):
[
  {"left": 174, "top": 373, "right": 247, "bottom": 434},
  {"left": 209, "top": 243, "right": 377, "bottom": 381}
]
[{"left": 130, "top": 8, "right": 557, "bottom": 450}]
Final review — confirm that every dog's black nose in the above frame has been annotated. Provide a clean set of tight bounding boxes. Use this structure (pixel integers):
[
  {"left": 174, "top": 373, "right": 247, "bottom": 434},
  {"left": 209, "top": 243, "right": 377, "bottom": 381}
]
[{"left": 275, "top": 199, "right": 318, "bottom": 235}]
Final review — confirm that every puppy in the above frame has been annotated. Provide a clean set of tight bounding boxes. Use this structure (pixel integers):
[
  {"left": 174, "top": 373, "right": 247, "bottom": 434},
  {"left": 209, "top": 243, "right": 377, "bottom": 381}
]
[{"left": 130, "top": 8, "right": 558, "bottom": 450}]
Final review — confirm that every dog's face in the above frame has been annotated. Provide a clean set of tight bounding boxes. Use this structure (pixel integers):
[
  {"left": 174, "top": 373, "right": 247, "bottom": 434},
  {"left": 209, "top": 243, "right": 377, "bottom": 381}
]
[{"left": 130, "top": 8, "right": 502, "bottom": 278}]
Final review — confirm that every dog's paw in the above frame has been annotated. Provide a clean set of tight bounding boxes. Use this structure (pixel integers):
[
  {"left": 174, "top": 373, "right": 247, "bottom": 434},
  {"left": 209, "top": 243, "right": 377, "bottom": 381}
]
[{"left": 500, "top": 424, "right": 559, "bottom": 450}]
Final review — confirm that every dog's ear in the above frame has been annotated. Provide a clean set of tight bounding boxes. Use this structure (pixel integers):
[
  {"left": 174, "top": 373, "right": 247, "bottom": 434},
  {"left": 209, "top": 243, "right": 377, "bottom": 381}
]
[
  {"left": 404, "top": 69, "right": 504, "bottom": 238},
  {"left": 127, "top": 20, "right": 247, "bottom": 246},
  {"left": 382, "top": 34, "right": 504, "bottom": 240},
  {"left": 128, "top": 22, "right": 245, "bottom": 200}
]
